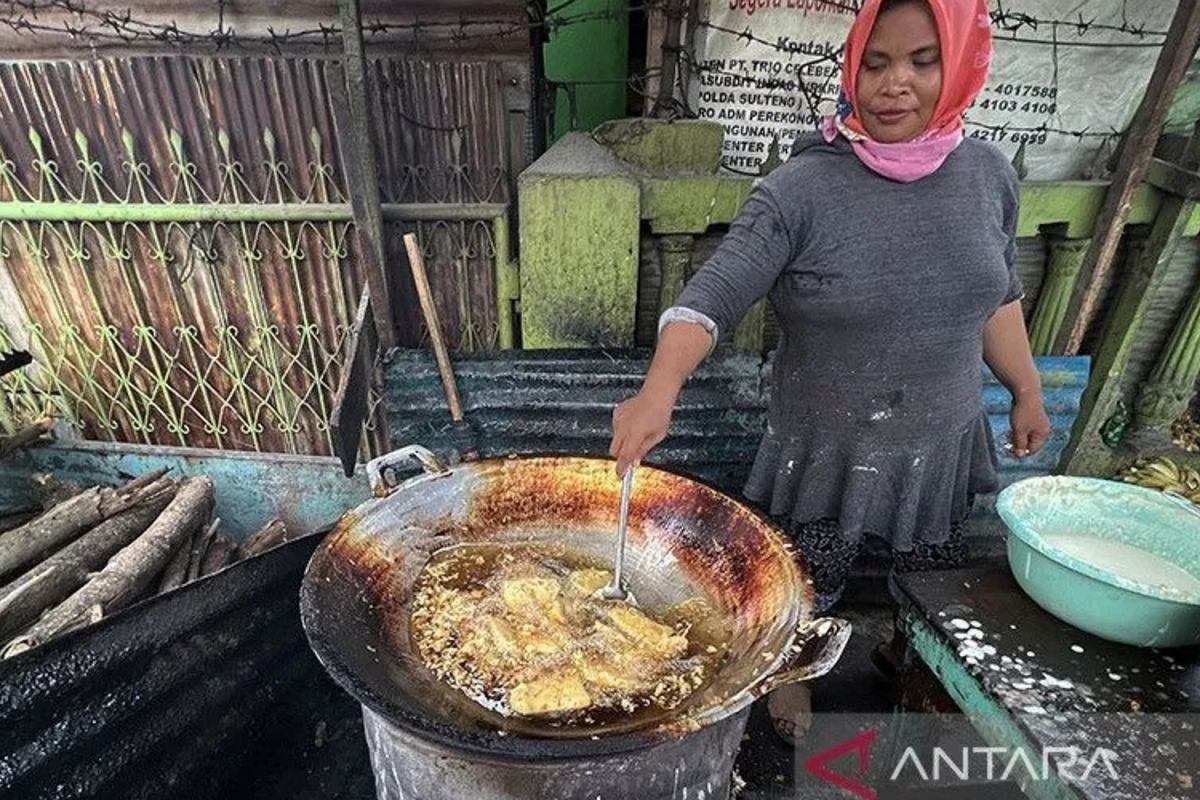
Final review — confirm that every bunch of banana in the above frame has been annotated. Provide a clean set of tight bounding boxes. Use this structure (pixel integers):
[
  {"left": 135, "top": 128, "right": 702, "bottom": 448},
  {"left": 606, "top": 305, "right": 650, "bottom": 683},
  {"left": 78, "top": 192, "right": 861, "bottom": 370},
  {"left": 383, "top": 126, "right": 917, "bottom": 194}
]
[
  {"left": 1172, "top": 415, "right": 1200, "bottom": 454},
  {"left": 1120, "top": 456, "right": 1200, "bottom": 503}
]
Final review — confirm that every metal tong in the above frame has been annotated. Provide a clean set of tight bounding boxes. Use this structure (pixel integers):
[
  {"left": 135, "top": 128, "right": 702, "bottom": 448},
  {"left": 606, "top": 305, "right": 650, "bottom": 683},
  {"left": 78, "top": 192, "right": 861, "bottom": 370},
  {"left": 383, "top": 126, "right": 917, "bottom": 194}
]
[{"left": 600, "top": 467, "right": 635, "bottom": 602}]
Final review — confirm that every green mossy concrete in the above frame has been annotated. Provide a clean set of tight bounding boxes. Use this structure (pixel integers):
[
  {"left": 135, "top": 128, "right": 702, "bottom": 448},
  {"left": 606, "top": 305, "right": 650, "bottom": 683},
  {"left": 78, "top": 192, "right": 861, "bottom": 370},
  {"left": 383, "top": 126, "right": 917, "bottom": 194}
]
[
  {"left": 519, "top": 119, "right": 1200, "bottom": 352},
  {"left": 518, "top": 133, "right": 640, "bottom": 348},
  {"left": 1016, "top": 182, "right": 1160, "bottom": 238},
  {"left": 643, "top": 176, "right": 755, "bottom": 234},
  {"left": 592, "top": 118, "right": 725, "bottom": 174}
]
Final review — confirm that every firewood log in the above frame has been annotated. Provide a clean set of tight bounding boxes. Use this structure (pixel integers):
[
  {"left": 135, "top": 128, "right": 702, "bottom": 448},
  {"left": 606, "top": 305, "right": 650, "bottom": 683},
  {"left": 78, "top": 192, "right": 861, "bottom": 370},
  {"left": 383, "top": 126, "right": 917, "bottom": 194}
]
[
  {"left": 0, "top": 490, "right": 101, "bottom": 581},
  {"left": 157, "top": 528, "right": 194, "bottom": 594},
  {"left": 0, "top": 417, "right": 54, "bottom": 458},
  {"left": 186, "top": 518, "right": 220, "bottom": 582},
  {"left": 116, "top": 468, "right": 170, "bottom": 495},
  {"left": 237, "top": 518, "right": 288, "bottom": 559},
  {"left": 0, "top": 509, "right": 38, "bottom": 535},
  {"left": 29, "top": 472, "right": 86, "bottom": 508},
  {"left": 0, "top": 479, "right": 176, "bottom": 640},
  {"left": 0, "top": 470, "right": 172, "bottom": 581},
  {"left": 199, "top": 533, "right": 238, "bottom": 577},
  {"left": 2, "top": 477, "right": 213, "bottom": 658}
]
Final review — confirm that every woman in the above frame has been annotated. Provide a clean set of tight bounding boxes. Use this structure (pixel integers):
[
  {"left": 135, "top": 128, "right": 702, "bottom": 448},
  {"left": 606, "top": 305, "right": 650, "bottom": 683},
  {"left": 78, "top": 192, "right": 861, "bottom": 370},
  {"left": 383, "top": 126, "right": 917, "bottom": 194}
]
[{"left": 609, "top": 0, "right": 1051, "bottom": 742}]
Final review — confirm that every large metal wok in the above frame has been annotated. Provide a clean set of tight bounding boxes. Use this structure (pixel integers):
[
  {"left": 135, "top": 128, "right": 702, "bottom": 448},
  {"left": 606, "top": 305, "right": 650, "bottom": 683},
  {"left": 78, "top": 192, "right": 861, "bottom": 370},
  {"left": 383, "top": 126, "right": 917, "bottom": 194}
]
[{"left": 300, "top": 446, "right": 850, "bottom": 797}]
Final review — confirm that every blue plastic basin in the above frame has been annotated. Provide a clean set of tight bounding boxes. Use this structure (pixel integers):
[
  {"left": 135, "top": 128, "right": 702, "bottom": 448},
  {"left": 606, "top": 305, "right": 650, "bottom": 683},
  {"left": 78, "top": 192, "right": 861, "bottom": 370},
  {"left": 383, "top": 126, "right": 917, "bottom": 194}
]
[{"left": 996, "top": 476, "right": 1200, "bottom": 648}]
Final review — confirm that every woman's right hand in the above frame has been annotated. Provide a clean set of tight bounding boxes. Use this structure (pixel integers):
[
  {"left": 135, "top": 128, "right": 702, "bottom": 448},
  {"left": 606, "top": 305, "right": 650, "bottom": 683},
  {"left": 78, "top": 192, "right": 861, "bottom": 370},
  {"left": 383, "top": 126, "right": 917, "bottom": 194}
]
[
  {"left": 609, "top": 319, "right": 712, "bottom": 475},
  {"left": 610, "top": 389, "right": 676, "bottom": 476}
]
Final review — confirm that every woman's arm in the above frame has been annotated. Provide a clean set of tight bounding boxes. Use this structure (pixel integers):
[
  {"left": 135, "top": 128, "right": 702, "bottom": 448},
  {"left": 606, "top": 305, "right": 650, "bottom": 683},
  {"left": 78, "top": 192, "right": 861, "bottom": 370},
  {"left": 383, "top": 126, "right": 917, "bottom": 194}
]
[
  {"left": 983, "top": 301, "right": 1050, "bottom": 457},
  {"left": 610, "top": 322, "right": 712, "bottom": 474},
  {"left": 609, "top": 180, "right": 802, "bottom": 474}
]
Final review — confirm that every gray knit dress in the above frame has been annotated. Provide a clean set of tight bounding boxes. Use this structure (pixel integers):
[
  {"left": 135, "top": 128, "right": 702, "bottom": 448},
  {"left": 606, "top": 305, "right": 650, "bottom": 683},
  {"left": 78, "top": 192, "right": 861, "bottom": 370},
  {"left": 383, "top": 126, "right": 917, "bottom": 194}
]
[{"left": 667, "top": 133, "right": 1022, "bottom": 552}]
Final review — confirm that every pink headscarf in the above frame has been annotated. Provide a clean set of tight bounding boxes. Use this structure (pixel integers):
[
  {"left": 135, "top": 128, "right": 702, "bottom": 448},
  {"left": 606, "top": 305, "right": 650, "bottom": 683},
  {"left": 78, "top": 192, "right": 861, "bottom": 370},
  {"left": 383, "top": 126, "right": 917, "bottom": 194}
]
[{"left": 821, "top": 0, "right": 993, "bottom": 182}]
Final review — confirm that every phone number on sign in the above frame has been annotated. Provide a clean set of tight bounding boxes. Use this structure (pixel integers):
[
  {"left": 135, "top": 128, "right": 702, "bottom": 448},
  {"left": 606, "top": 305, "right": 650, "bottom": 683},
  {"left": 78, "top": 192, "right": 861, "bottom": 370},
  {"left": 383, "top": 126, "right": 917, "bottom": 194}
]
[
  {"left": 987, "top": 83, "right": 1058, "bottom": 99},
  {"left": 977, "top": 98, "right": 1057, "bottom": 114},
  {"left": 968, "top": 128, "right": 1048, "bottom": 145}
]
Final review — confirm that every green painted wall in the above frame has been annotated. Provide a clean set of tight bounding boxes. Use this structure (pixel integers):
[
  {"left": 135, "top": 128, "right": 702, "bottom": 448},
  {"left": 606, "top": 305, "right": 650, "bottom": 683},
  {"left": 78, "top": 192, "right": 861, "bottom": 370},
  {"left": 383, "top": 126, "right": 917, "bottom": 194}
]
[{"left": 543, "top": 0, "right": 629, "bottom": 143}]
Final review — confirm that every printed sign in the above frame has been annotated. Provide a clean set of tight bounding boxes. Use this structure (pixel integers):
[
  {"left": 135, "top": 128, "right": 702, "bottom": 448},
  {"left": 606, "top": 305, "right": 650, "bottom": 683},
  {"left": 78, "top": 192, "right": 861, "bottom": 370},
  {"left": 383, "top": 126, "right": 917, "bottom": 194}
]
[{"left": 690, "top": 1, "right": 1176, "bottom": 179}]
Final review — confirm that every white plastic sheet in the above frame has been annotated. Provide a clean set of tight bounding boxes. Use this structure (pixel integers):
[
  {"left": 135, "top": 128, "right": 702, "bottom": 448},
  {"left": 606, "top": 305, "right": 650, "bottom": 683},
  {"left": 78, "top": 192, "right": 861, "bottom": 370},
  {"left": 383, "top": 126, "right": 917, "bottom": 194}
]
[{"left": 689, "top": 1, "right": 1176, "bottom": 179}]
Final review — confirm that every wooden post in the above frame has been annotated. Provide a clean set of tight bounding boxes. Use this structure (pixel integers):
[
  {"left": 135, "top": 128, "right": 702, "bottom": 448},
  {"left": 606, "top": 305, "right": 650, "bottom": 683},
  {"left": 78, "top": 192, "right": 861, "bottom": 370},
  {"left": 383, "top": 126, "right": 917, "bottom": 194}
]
[
  {"left": 330, "top": 287, "right": 378, "bottom": 476},
  {"left": 653, "top": 0, "right": 685, "bottom": 118},
  {"left": 529, "top": 0, "right": 550, "bottom": 157},
  {"left": 493, "top": 214, "right": 519, "bottom": 349},
  {"left": 643, "top": 5, "right": 668, "bottom": 116},
  {"left": 678, "top": 0, "right": 702, "bottom": 101},
  {"left": 334, "top": 0, "right": 398, "bottom": 350},
  {"left": 1061, "top": 123, "right": 1200, "bottom": 476},
  {"left": 1053, "top": 0, "right": 1200, "bottom": 355}
]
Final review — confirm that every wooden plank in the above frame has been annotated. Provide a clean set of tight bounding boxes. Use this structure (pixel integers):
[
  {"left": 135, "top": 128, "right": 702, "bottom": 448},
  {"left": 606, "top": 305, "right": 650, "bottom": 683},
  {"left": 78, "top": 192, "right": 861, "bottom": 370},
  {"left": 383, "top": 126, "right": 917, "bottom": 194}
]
[
  {"left": 402, "top": 234, "right": 464, "bottom": 422},
  {"left": 333, "top": 0, "right": 397, "bottom": 350},
  {"left": 1146, "top": 157, "right": 1200, "bottom": 200},
  {"left": 0, "top": 350, "right": 31, "bottom": 379},
  {"left": 896, "top": 567, "right": 1198, "bottom": 800},
  {"left": 642, "top": 5, "right": 667, "bottom": 116},
  {"left": 653, "top": 0, "right": 685, "bottom": 118},
  {"left": 330, "top": 287, "right": 377, "bottom": 477},
  {"left": 1055, "top": 0, "right": 1200, "bottom": 355},
  {"left": 1063, "top": 124, "right": 1200, "bottom": 475},
  {"left": 898, "top": 613, "right": 1083, "bottom": 800}
]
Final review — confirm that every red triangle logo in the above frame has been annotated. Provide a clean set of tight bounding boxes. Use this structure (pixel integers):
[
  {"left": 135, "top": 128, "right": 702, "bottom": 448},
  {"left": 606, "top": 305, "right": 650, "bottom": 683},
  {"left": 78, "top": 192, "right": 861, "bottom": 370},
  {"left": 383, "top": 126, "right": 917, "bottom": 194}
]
[{"left": 803, "top": 728, "right": 880, "bottom": 800}]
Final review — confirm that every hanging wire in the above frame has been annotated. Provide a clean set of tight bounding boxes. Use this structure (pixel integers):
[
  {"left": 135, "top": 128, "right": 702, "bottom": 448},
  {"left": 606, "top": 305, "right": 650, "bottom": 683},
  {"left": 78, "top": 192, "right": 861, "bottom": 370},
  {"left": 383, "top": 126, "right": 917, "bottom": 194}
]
[{"left": 0, "top": 1, "right": 1167, "bottom": 148}]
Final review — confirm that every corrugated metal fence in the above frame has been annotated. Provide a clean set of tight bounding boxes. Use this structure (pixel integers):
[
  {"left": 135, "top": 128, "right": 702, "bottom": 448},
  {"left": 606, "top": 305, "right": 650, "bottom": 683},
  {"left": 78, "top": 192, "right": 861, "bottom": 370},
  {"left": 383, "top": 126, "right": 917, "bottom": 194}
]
[
  {"left": 383, "top": 349, "right": 1090, "bottom": 532},
  {"left": 0, "top": 4, "right": 527, "bottom": 457}
]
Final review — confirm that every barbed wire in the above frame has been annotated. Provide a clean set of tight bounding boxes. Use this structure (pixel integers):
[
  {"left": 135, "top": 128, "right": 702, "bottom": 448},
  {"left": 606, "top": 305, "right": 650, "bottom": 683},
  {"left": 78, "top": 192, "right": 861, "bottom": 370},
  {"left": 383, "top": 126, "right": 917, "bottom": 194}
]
[
  {"left": 966, "top": 121, "right": 1121, "bottom": 140},
  {"left": 0, "top": 0, "right": 670, "bottom": 51},
  {"left": 0, "top": 0, "right": 1167, "bottom": 158},
  {"left": 0, "top": 0, "right": 1166, "bottom": 52},
  {"left": 992, "top": 33, "right": 1163, "bottom": 49},
  {"left": 548, "top": 52, "right": 1125, "bottom": 150},
  {"left": 991, "top": 3, "right": 1168, "bottom": 40}
]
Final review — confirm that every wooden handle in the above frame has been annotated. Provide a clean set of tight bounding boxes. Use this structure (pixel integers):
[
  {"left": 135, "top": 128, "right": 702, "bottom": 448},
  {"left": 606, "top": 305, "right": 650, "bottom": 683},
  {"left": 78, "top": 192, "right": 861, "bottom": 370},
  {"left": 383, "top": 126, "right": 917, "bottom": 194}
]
[{"left": 402, "top": 234, "right": 464, "bottom": 422}]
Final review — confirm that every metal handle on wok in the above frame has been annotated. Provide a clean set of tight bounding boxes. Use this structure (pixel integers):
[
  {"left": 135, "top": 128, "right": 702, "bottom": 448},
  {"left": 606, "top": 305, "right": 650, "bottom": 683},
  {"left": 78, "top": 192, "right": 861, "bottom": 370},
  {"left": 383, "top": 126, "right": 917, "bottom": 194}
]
[
  {"left": 366, "top": 445, "right": 449, "bottom": 496},
  {"left": 755, "top": 616, "right": 853, "bottom": 696}
]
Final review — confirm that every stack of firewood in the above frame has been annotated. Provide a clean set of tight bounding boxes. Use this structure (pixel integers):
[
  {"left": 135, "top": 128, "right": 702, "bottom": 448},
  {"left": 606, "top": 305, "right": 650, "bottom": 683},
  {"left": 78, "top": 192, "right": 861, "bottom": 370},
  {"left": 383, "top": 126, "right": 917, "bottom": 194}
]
[{"left": 0, "top": 470, "right": 291, "bottom": 659}]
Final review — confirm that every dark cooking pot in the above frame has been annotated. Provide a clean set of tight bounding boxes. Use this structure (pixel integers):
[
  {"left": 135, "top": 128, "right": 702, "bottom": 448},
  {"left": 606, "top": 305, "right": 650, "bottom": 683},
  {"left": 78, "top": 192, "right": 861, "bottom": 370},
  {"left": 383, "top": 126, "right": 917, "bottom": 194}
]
[{"left": 300, "top": 446, "right": 851, "bottom": 800}]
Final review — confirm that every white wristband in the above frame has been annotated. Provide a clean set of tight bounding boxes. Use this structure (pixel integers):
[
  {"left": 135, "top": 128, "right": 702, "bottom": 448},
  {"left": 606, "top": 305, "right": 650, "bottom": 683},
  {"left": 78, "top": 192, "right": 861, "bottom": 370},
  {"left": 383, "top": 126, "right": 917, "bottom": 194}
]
[{"left": 658, "top": 306, "right": 719, "bottom": 355}]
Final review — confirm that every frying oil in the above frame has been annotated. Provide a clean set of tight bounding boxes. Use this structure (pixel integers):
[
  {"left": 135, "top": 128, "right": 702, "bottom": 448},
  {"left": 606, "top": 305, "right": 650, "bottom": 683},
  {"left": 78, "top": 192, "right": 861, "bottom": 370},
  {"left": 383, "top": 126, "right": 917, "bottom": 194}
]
[{"left": 409, "top": 542, "right": 732, "bottom": 732}]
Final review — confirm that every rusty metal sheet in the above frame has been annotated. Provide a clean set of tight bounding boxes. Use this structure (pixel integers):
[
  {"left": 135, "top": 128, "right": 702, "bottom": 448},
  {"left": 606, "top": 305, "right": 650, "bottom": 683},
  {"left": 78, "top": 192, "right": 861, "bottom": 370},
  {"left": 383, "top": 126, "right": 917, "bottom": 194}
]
[
  {"left": 0, "top": 52, "right": 516, "bottom": 454},
  {"left": 0, "top": 1, "right": 529, "bottom": 59},
  {"left": 0, "top": 533, "right": 327, "bottom": 800},
  {"left": 385, "top": 349, "right": 767, "bottom": 492},
  {"left": 383, "top": 350, "right": 1090, "bottom": 514}
]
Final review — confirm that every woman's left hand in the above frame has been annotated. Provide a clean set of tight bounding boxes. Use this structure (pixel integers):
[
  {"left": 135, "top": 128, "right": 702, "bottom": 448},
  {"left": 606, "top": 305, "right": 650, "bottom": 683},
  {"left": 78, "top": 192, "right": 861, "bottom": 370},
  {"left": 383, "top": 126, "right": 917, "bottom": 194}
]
[{"left": 1009, "top": 395, "right": 1051, "bottom": 458}]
